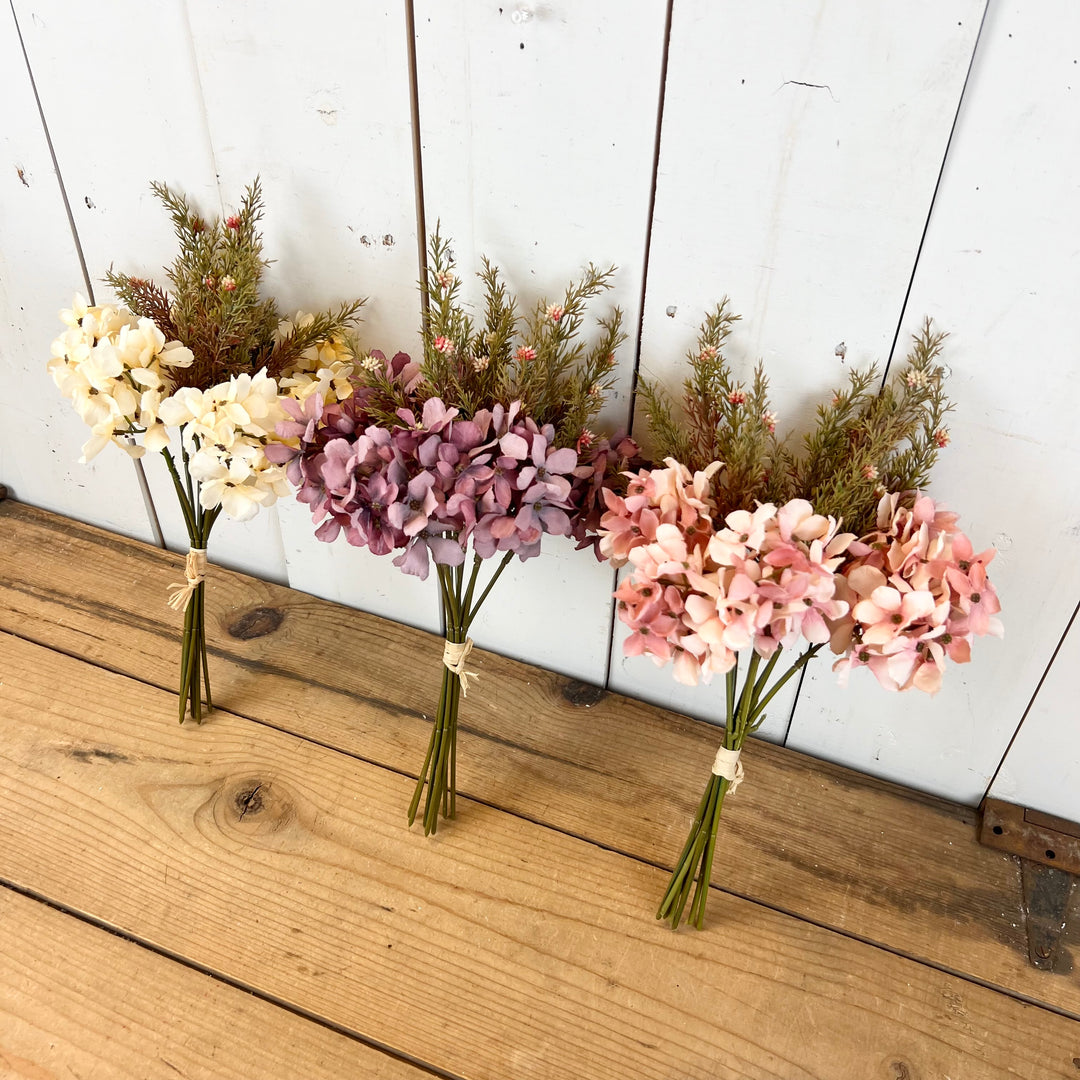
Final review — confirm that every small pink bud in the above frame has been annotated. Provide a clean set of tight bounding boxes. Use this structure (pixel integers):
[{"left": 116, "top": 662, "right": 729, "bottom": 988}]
[
  {"left": 433, "top": 335, "right": 455, "bottom": 355},
  {"left": 225, "top": 215, "right": 241, "bottom": 230},
  {"left": 546, "top": 303, "right": 565, "bottom": 322},
  {"left": 935, "top": 428, "right": 950, "bottom": 448},
  {"left": 220, "top": 276, "right": 237, "bottom": 292},
  {"left": 516, "top": 346, "right": 537, "bottom": 362},
  {"left": 728, "top": 390, "right": 746, "bottom": 406}
]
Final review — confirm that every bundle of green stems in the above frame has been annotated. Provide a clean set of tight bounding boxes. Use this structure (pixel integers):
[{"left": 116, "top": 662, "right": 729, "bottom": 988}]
[
  {"left": 162, "top": 446, "right": 220, "bottom": 724},
  {"left": 658, "top": 642, "right": 823, "bottom": 929},
  {"left": 408, "top": 549, "right": 515, "bottom": 834}
]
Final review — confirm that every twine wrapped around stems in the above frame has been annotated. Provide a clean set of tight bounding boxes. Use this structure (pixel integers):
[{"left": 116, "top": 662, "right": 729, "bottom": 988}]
[
  {"left": 167, "top": 548, "right": 208, "bottom": 612},
  {"left": 442, "top": 637, "right": 478, "bottom": 696},
  {"left": 710, "top": 745, "right": 744, "bottom": 794}
]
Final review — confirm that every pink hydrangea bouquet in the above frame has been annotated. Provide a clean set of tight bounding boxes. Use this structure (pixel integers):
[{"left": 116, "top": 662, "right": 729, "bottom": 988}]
[
  {"left": 279, "top": 233, "right": 639, "bottom": 833},
  {"left": 600, "top": 302, "right": 1001, "bottom": 928},
  {"left": 49, "top": 180, "right": 362, "bottom": 723}
]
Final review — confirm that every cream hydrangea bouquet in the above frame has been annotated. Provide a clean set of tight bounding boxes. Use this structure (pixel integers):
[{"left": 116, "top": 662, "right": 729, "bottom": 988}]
[
  {"left": 49, "top": 180, "right": 362, "bottom": 722},
  {"left": 599, "top": 303, "right": 1001, "bottom": 928}
]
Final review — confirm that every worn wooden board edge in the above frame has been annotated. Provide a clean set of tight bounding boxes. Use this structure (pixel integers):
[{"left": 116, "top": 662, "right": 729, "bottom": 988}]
[
  {"left": 2, "top": 632, "right": 1079, "bottom": 1080},
  {"left": 0, "top": 883, "right": 431, "bottom": 1080},
  {"left": 1, "top": 498, "right": 1069, "bottom": 1019}
]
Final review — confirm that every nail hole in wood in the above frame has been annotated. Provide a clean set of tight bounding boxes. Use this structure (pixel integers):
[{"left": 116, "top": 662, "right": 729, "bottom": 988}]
[
  {"left": 992, "top": 825, "right": 1004, "bottom": 835},
  {"left": 1046, "top": 849, "right": 1057, "bottom": 860}
]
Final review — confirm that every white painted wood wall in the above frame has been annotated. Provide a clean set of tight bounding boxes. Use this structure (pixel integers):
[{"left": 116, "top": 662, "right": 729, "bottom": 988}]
[{"left": 3, "top": 1, "right": 1077, "bottom": 818}]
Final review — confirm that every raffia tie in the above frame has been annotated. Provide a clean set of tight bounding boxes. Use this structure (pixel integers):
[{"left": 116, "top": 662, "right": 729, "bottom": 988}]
[
  {"left": 442, "top": 637, "right": 479, "bottom": 696},
  {"left": 711, "top": 745, "right": 745, "bottom": 794},
  {"left": 166, "top": 549, "right": 208, "bottom": 612}
]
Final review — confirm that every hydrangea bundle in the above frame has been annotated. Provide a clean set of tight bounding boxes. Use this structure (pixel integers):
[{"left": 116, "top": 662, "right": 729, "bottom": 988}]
[
  {"left": 49, "top": 180, "right": 362, "bottom": 723},
  {"left": 283, "top": 234, "right": 639, "bottom": 833},
  {"left": 600, "top": 303, "right": 1000, "bottom": 928}
]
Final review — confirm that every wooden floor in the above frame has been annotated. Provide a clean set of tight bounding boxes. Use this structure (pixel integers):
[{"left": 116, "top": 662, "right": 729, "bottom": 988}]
[{"left": 1, "top": 500, "right": 1078, "bottom": 1079}]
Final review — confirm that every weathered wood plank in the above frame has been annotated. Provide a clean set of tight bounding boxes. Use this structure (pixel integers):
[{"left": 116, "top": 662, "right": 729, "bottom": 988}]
[
  {"left": 0, "top": 885, "right": 427, "bottom": 1080},
  {"left": 989, "top": 605, "right": 1080, "bottom": 821},
  {"left": 1, "top": 631, "right": 1077, "bottom": 1079},
  {"left": 0, "top": 500, "right": 1071, "bottom": 1021},
  {"left": 408, "top": 0, "right": 669, "bottom": 683},
  {"left": 622, "top": 0, "right": 984, "bottom": 742},
  {"left": 787, "top": 0, "right": 1080, "bottom": 809}
]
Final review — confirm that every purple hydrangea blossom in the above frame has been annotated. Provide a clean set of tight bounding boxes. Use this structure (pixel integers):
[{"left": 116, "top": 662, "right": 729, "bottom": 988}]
[{"left": 283, "top": 355, "right": 640, "bottom": 579}]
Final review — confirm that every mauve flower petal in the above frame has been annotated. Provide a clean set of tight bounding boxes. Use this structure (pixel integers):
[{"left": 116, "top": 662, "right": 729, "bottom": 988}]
[{"left": 545, "top": 447, "right": 578, "bottom": 474}]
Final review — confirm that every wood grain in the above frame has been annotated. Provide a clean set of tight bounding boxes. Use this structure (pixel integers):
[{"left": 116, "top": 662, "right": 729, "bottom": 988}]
[
  {"left": 0, "top": 885, "right": 426, "bottom": 1080},
  {"left": 1, "top": 500, "right": 1072, "bottom": 1022},
  {"left": 1, "top": 630, "right": 1078, "bottom": 1080}
]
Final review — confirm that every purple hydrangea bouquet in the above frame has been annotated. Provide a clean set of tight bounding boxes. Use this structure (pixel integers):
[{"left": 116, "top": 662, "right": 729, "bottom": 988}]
[{"left": 275, "top": 233, "right": 639, "bottom": 833}]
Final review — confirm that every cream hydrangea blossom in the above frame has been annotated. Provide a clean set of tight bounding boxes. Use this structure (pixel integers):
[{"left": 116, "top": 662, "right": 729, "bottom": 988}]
[
  {"left": 50, "top": 301, "right": 354, "bottom": 520},
  {"left": 156, "top": 370, "right": 293, "bottom": 520},
  {"left": 48, "top": 295, "right": 193, "bottom": 462},
  {"left": 275, "top": 311, "right": 357, "bottom": 405}
]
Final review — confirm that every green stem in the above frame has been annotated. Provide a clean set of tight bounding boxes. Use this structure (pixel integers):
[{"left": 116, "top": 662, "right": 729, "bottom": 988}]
[
  {"left": 658, "top": 645, "right": 824, "bottom": 930},
  {"left": 410, "top": 548, "right": 512, "bottom": 833},
  {"left": 161, "top": 448, "right": 198, "bottom": 539},
  {"left": 466, "top": 550, "right": 514, "bottom": 625},
  {"left": 746, "top": 644, "right": 822, "bottom": 728}
]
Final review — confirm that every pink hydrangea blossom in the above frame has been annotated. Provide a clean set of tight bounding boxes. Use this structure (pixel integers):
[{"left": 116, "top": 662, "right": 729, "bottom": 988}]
[
  {"left": 829, "top": 492, "right": 1001, "bottom": 694},
  {"left": 598, "top": 464, "right": 855, "bottom": 687}
]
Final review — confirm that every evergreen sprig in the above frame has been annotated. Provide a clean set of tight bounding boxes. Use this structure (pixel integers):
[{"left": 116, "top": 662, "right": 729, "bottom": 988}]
[
  {"left": 638, "top": 300, "right": 787, "bottom": 518},
  {"left": 362, "top": 228, "right": 624, "bottom": 447},
  {"left": 639, "top": 306, "right": 954, "bottom": 535},
  {"left": 103, "top": 178, "right": 363, "bottom": 390}
]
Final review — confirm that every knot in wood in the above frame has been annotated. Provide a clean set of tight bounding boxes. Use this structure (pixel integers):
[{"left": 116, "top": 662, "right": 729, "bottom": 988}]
[
  {"left": 217, "top": 776, "right": 293, "bottom": 835},
  {"left": 227, "top": 606, "right": 285, "bottom": 640},
  {"left": 561, "top": 679, "right": 606, "bottom": 708}
]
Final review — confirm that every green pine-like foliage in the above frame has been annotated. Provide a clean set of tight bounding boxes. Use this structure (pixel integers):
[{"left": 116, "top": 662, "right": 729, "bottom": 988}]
[
  {"left": 638, "top": 303, "right": 953, "bottom": 536},
  {"left": 104, "top": 179, "right": 363, "bottom": 390}
]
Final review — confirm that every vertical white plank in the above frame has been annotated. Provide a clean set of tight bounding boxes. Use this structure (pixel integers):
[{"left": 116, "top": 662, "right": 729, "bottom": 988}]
[
  {"left": 612, "top": 0, "right": 983, "bottom": 741},
  {"left": 0, "top": 7, "right": 155, "bottom": 542},
  {"left": 988, "top": 609, "right": 1080, "bottom": 821},
  {"left": 413, "top": 0, "right": 669, "bottom": 680},
  {"left": 182, "top": 0, "right": 436, "bottom": 624},
  {"left": 12, "top": 0, "right": 286, "bottom": 580},
  {"left": 787, "top": 1, "right": 1080, "bottom": 805}
]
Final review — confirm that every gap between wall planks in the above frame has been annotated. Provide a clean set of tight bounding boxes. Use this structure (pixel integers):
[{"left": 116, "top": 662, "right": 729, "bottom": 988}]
[
  {"left": 785, "top": 0, "right": 1080, "bottom": 810},
  {"left": 607, "top": 0, "right": 987, "bottom": 738},
  {"left": 3, "top": 628, "right": 1080, "bottom": 1078},
  {"left": 385, "top": 1, "right": 673, "bottom": 683},
  {"left": 4, "top": 500, "right": 1080, "bottom": 1026},
  {"left": 0, "top": 885, "right": 429, "bottom": 1080},
  {"left": 0, "top": 4, "right": 161, "bottom": 545}
]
